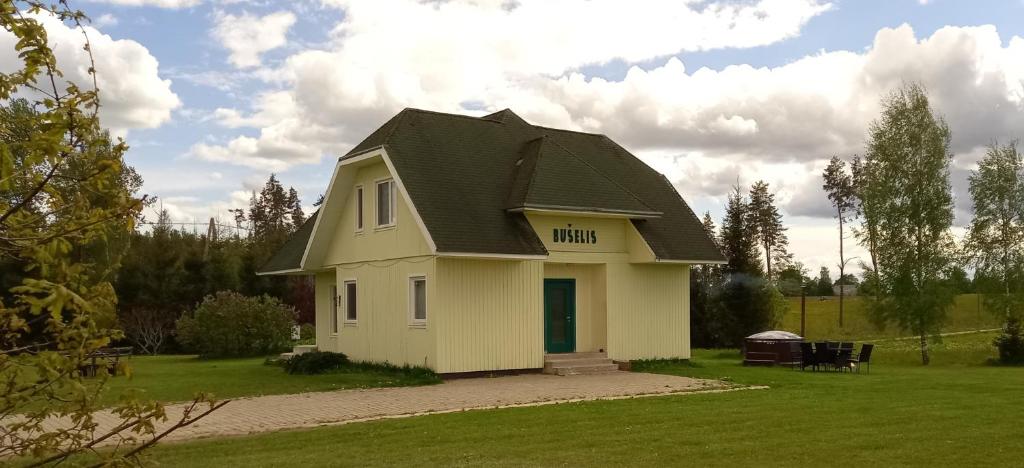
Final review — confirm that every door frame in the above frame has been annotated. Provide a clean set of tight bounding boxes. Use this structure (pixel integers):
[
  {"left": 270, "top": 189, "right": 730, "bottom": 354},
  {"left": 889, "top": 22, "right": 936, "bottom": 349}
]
[{"left": 543, "top": 278, "right": 576, "bottom": 353}]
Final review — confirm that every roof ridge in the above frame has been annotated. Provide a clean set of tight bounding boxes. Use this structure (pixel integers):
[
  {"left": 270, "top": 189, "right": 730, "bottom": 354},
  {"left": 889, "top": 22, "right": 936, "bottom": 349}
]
[
  {"left": 540, "top": 134, "right": 659, "bottom": 213},
  {"left": 401, "top": 107, "right": 505, "bottom": 124},
  {"left": 534, "top": 125, "right": 608, "bottom": 138}
]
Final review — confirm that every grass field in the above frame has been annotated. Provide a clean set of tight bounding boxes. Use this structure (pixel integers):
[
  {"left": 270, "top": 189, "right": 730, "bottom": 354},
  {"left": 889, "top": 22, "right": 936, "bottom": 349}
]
[
  {"left": 781, "top": 293, "right": 1002, "bottom": 341},
  {"left": 120, "top": 333, "right": 1023, "bottom": 467},
  {"left": 100, "top": 355, "right": 440, "bottom": 406}
]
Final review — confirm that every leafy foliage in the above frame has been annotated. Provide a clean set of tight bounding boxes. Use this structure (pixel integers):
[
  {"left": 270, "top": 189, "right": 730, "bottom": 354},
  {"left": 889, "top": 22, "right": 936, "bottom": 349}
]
[
  {"left": 860, "top": 82, "right": 956, "bottom": 365},
  {"left": 1, "top": 2, "right": 224, "bottom": 463},
  {"left": 176, "top": 292, "right": 296, "bottom": 358},
  {"left": 964, "top": 141, "right": 1024, "bottom": 320},
  {"left": 282, "top": 351, "right": 350, "bottom": 374}
]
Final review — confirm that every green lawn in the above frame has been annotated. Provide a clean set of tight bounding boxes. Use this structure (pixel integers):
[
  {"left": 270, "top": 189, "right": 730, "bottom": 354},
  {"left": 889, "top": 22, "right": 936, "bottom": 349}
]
[
  {"left": 130, "top": 334, "right": 1024, "bottom": 467},
  {"left": 101, "top": 355, "right": 440, "bottom": 405},
  {"left": 782, "top": 293, "right": 1002, "bottom": 341}
]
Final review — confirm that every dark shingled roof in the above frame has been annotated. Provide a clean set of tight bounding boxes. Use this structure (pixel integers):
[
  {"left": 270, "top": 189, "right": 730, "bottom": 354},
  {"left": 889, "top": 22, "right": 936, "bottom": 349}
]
[
  {"left": 259, "top": 211, "right": 318, "bottom": 273},
  {"left": 260, "top": 108, "right": 724, "bottom": 273}
]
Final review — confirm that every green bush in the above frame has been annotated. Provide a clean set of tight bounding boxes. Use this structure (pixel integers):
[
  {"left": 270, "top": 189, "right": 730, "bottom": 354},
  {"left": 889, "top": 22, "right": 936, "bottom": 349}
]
[
  {"left": 176, "top": 291, "right": 296, "bottom": 358},
  {"left": 994, "top": 316, "right": 1024, "bottom": 364},
  {"left": 284, "top": 351, "right": 350, "bottom": 374},
  {"left": 299, "top": 323, "right": 315, "bottom": 340}
]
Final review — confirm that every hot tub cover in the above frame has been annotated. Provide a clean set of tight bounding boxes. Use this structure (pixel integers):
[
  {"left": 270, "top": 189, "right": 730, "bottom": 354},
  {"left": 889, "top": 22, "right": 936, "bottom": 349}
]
[{"left": 746, "top": 330, "right": 803, "bottom": 341}]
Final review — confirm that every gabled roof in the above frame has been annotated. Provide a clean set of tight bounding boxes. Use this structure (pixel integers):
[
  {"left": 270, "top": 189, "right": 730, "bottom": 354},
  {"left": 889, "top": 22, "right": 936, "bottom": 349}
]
[{"left": 260, "top": 108, "right": 724, "bottom": 273}]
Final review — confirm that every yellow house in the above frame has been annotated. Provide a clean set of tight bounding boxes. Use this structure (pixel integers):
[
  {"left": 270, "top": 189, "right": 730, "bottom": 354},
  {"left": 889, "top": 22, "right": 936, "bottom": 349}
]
[{"left": 259, "top": 108, "right": 724, "bottom": 375}]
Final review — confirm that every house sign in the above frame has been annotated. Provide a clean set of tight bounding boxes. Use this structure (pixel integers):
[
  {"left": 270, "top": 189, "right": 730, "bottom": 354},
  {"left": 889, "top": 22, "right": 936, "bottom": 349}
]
[{"left": 553, "top": 224, "right": 597, "bottom": 245}]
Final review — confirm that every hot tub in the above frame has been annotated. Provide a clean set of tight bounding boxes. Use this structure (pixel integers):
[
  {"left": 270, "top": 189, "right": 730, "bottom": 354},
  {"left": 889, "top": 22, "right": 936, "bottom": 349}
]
[{"left": 743, "top": 330, "right": 804, "bottom": 366}]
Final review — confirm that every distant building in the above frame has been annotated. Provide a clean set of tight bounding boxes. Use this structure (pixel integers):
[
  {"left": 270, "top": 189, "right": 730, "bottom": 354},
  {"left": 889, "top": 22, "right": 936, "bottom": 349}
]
[{"left": 833, "top": 284, "right": 858, "bottom": 296}]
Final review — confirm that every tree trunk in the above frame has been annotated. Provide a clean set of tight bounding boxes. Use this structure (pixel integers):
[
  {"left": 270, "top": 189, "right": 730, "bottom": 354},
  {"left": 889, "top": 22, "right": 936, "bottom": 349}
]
[
  {"left": 919, "top": 332, "right": 930, "bottom": 365},
  {"left": 838, "top": 211, "right": 845, "bottom": 328}
]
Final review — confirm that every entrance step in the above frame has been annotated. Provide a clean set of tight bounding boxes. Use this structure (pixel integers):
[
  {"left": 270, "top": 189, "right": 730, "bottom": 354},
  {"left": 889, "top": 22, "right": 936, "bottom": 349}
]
[{"left": 543, "top": 352, "right": 618, "bottom": 376}]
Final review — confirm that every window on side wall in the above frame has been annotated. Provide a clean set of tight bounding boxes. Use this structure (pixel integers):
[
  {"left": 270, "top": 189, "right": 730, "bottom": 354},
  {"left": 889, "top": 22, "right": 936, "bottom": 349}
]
[
  {"left": 330, "top": 285, "right": 338, "bottom": 334},
  {"left": 375, "top": 179, "right": 395, "bottom": 227},
  {"left": 355, "top": 185, "right": 364, "bottom": 232},
  {"left": 409, "top": 276, "right": 426, "bottom": 326},
  {"left": 344, "top": 280, "right": 357, "bottom": 323}
]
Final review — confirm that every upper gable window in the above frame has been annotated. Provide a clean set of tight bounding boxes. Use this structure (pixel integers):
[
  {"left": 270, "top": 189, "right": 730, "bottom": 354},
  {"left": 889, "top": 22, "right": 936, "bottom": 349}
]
[
  {"left": 355, "top": 185, "right": 364, "bottom": 232},
  {"left": 376, "top": 179, "right": 396, "bottom": 228}
]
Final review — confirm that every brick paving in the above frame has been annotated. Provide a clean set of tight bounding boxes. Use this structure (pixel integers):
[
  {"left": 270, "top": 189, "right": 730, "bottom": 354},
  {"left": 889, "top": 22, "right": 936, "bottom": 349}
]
[{"left": 78, "top": 371, "right": 736, "bottom": 443}]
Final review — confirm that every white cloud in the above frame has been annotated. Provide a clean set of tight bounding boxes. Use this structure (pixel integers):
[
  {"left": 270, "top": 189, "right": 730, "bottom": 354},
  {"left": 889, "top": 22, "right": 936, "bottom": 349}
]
[
  {"left": 93, "top": 13, "right": 119, "bottom": 27},
  {"left": 0, "top": 13, "right": 181, "bottom": 133},
  {"left": 201, "top": 0, "right": 832, "bottom": 168},
  {"left": 213, "top": 10, "right": 296, "bottom": 68}
]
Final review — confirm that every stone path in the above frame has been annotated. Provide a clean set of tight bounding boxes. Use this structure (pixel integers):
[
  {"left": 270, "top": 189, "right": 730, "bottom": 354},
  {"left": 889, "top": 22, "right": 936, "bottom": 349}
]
[{"left": 82, "top": 371, "right": 744, "bottom": 443}]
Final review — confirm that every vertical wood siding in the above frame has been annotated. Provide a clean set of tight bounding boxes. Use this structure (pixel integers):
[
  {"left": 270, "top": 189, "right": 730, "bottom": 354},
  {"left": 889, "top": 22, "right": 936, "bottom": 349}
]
[
  {"left": 606, "top": 264, "right": 691, "bottom": 361},
  {"left": 434, "top": 258, "right": 544, "bottom": 373},
  {"left": 326, "top": 258, "right": 436, "bottom": 368}
]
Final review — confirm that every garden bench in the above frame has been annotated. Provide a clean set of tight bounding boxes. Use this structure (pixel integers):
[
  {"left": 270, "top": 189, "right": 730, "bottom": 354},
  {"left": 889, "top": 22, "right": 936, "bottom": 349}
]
[{"left": 80, "top": 346, "right": 133, "bottom": 377}]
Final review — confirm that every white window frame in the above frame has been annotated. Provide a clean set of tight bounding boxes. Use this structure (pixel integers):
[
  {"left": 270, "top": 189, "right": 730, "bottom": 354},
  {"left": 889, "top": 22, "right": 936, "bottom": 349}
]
[
  {"left": 343, "top": 279, "right": 358, "bottom": 325},
  {"left": 408, "top": 275, "right": 427, "bottom": 327},
  {"left": 354, "top": 185, "right": 364, "bottom": 232},
  {"left": 375, "top": 178, "right": 396, "bottom": 229},
  {"left": 329, "top": 285, "right": 339, "bottom": 335}
]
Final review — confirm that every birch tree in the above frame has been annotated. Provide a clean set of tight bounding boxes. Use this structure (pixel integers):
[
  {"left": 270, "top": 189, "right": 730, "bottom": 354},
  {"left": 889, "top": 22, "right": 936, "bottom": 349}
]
[
  {"left": 964, "top": 141, "right": 1024, "bottom": 319},
  {"left": 860, "top": 82, "right": 956, "bottom": 365}
]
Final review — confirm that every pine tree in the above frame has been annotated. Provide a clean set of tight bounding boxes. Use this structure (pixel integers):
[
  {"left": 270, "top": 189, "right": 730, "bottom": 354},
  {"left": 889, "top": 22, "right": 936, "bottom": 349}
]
[
  {"left": 287, "top": 187, "right": 306, "bottom": 228},
  {"left": 747, "top": 180, "right": 789, "bottom": 280},
  {"left": 719, "top": 185, "right": 763, "bottom": 277},
  {"left": 823, "top": 156, "right": 857, "bottom": 326}
]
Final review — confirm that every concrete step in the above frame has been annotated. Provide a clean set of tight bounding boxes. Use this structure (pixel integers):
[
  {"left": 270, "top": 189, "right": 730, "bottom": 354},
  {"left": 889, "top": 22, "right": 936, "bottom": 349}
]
[
  {"left": 544, "top": 352, "right": 607, "bottom": 362},
  {"left": 543, "top": 358, "right": 614, "bottom": 371},
  {"left": 543, "top": 352, "right": 617, "bottom": 375},
  {"left": 552, "top": 363, "right": 620, "bottom": 376}
]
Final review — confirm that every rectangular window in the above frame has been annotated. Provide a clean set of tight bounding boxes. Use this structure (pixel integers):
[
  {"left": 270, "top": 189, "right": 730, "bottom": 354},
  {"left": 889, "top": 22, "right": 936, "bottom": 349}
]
[
  {"left": 355, "top": 186, "right": 364, "bottom": 231},
  {"left": 376, "top": 179, "right": 395, "bottom": 227},
  {"left": 410, "top": 276, "right": 426, "bottom": 325},
  {"left": 330, "top": 285, "right": 338, "bottom": 334},
  {"left": 344, "top": 280, "right": 357, "bottom": 322}
]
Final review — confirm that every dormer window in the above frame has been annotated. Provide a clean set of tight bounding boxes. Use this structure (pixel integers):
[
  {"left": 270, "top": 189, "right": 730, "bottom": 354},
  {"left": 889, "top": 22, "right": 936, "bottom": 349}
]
[{"left": 376, "top": 179, "right": 396, "bottom": 227}]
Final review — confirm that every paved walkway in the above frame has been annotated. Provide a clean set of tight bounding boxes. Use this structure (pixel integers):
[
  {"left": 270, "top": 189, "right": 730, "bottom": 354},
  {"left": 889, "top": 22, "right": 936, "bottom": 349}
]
[{"left": 83, "top": 371, "right": 741, "bottom": 443}]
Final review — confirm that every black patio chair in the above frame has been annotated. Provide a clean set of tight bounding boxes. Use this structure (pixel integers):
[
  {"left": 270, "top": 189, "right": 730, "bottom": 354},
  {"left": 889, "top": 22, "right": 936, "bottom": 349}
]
[
  {"left": 814, "top": 342, "right": 831, "bottom": 371},
  {"left": 834, "top": 348, "right": 854, "bottom": 372},
  {"left": 853, "top": 344, "right": 874, "bottom": 374},
  {"left": 799, "top": 342, "right": 817, "bottom": 371},
  {"left": 840, "top": 342, "right": 854, "bottom": 351}
]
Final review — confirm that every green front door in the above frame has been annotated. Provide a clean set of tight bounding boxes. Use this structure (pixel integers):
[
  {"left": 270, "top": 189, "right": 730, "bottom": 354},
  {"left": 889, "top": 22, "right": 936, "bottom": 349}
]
[{"left": 544, "top": 279, "right": 576, "bottom": 354}]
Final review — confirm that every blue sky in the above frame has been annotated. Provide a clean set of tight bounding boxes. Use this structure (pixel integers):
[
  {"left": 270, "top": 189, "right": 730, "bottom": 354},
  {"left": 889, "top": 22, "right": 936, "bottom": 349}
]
[{"left": 14, "top": 0, "right": 1024, "bottom": 275}]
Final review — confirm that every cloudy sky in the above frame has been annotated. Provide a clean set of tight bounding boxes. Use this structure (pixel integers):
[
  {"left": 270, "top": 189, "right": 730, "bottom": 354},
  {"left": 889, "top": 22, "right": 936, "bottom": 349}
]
[{"left": 4, "top": 0, "right": 1024, "bottom": 278}]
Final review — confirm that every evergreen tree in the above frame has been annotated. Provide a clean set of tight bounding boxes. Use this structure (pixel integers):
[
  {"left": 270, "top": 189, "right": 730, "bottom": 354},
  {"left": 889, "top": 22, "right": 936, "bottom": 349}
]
[
  {"left": 747, "top": 180, "right": 789, "bottom": 280},
  {"left": 719, "top": 185, "right": 762, "bottom": 277},
  {"left": 691, "top": 212, "right": 724, "bottom": 347},
  {"left": 816, "top": 266, "right": 833, "bottom": 296},
  {"left": 823, "top": 155, "right": 857, "bottom": 326},
  {"left": 861, "top": 82, "right": 956, "bottom": 365}
]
